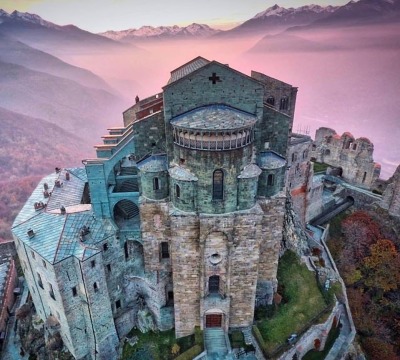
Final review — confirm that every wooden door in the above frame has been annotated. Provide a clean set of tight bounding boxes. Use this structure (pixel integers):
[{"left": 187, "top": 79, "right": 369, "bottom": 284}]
[{"left": 206, "top": 314, "right": 222, "bottom": 328}]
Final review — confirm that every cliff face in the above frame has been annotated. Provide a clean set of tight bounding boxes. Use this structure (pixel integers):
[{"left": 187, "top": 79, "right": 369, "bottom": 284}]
[{"left": 381, "top": 165, "right": 400, "bottom": 217}]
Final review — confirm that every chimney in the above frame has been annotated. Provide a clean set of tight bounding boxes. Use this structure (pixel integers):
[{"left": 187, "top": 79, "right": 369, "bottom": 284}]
[
  {"left": 27, "top": 228, "right": 35, "bottom": 238},
  {"left": 135, "top": 95, "right": 140, "bottom": 104},
  {"left": 55, "top": 180, "right": 62, "bottom": 188},
  {"left": 43, "top": 190, "right": 50, "bottom": 198},
  {"left": 60, "top": 206, "right": 66, "bottom": 215},
  {"left": 43, "top": 183, "right": 49, "bottom": 191},
  {"left": 55, "top": 167, "right": 61, "bottom": 173},
  {"left": 65, "top": 172, "right": 70, "bottom": 181}
]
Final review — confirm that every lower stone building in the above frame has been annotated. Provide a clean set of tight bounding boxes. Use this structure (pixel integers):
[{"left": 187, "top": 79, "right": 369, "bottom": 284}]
[
  {"left": 311, "top": 127, "right": 380, "bottom": 189},
  {"left": 12, "top": 57, "right": 298, "bottom": 359},
  {"left": 0, "top": 254, "right": 18, "bottom": 342}
]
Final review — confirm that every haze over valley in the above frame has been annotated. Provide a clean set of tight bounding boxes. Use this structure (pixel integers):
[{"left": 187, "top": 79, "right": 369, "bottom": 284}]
[{"left": 0, "top": 0, "right": 399, "bottom": 239}]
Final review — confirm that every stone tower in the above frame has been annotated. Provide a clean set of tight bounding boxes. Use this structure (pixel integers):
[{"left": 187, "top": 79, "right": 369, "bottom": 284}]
[{"left": 12, "top": 57, "right": 297, "bottom": 359}]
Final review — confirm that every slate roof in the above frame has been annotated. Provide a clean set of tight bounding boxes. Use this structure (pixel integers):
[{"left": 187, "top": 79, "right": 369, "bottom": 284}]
[
  {"left": 238, "top": 164, "right": 262, "bottom": 179},
  {"left": 169, "top": 166, "right": 198, "bottom": 181},
  {"left": 11, "top": 168, "right": 113, "bottom": 264},
  {"left": 137, "top": 154, "right": 168, "bottom": 173},
  {"left": 170, "top": 105, "right": 257, "bottom": 131},
  {"left": 258, "top": 151, "right": 286, "bottom": 169},
  {"left": 167, "top": 56, "right": 210, "bottom": 85}
]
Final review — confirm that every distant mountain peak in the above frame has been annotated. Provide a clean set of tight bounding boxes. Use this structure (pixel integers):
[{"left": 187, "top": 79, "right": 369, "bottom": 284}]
[
  {"left": 253, "top": 3, "right": 338, "bottom": 19},
  {"left": 0, "top": 9, "right": 59, "bottom": 29},
  {"left": 99, "top": 23, "right": 220, "bottom": 41}
]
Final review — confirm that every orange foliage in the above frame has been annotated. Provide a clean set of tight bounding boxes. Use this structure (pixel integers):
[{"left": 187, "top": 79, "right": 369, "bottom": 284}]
[{"left": 363, "top": 239, "right": 400, "bottom": 292}]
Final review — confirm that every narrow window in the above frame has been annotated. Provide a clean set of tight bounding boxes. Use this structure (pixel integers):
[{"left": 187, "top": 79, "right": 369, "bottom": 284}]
[
  {"left": 280, "top": 96, "right": 289, "bottom": 111},
  {"left": 175, "top": 184, "right": 181, "bottom": 199},
  {"left": 209, "top": 275, "right": 220, "bottom": 293},
  {"left": 91, "top": 260, "right": 96, "bottom": 268},
  {"left": 72, "top": 286, "right": 77, "bottom": 297},
  {"left": 161, "top": 242, "right": 170, "bottom": 259},
  {"left": 106, "top": 264, "right": 111, "bottom": 273},
  {"left": 153, "top": 177, "right": 160, "bottom": 190},
  {"left": 115, "top": 300, "right": 121, "bottom": 309},
  {"left": 103, "top": 243, "right": 108, "bottom": 251},
  {"left": 353, "top": 143, "right": 357, "bottom": 150},
  {"left": 167, "top": 291, "right": 174, "bottom": 306},
  {"left": 124, "top": 241, "right": 129, "bottom": 260},
  {"left": 37, "top": 273, "right": 43, "bottom": 289},
  {"left": 93, "top": 282, "right": 98, "bottom": 292},
  {"left": 266, "top": 96, "right": 275, "bottom": 106},
  {"left": 267, "top": 174, "right": 275, "bottom": 186},
  {"left": 362, "top": 172, "right": 367, "bottom": 183},
  {"left": 49, "top": 283, "right": 55, "bottom": 300},
  {"left": 212, "top": 169, "right": 224, "bottom": 200}
]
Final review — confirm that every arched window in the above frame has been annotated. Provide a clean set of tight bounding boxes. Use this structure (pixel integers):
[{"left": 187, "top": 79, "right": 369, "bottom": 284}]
[
  {"left": 175, "top": 184, "right": 181, "bottom": 199},
  {"left": 213, "top": 170, "right": 224, "bottom": 200},
  {"left": 280, "top": 96, "right": 289, "bottom": 111},
  {"left": 267, "top": 174, "right": 274, "bottom": 186},
  {"left": 209, "top": 275, "right": 220, "bottom": 293},
  {"left": 303, "top": 150, "right": 308, "bottom": 159},
  {"left": 266, "top": 96, "right": 275, "bottom": 106},
  {"left": 153, "top": 177, "right": 160, "bottom": 190}
]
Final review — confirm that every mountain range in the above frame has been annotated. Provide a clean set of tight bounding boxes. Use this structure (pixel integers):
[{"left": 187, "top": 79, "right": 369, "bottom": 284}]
[{"left": 100, "top": 23, "right": 220, "bottom": 41}]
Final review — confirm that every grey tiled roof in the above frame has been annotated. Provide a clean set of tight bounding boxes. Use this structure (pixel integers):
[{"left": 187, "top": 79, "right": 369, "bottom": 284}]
[
  {"left": 11, "top": 168, "right": 114, "bottom": 264},
  {"left": 47, "top": 169, "right": 86, "bottom": 211},
  {"left": 169, "top": 166, "right": 198, "bottom": 181},
  {"left": 238, "top": 164, "right": 262, "bottom": 179},
  {"left": 258, "top": 151, "right": 286, "bottom": 169},
  {"left": 137, "top": 154, "right": 168, "bottom": 173},
  {"left": 171, "top": 105, "right": 257, "bottom": 131},
  {"left": 167, "top": 57, "right": 210, "bottom": 85}
]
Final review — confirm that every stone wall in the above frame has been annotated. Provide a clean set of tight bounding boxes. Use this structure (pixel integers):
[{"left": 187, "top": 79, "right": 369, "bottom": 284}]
[
  {"left": 311, "top": 127, "right": 380, "bottom": 189},
  {"left": 380, "top": 165, "right": 400, "bottom": 217}
]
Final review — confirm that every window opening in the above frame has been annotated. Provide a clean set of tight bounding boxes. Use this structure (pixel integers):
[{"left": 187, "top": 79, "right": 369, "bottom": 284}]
[
  {"left": 212, "top": 170, "right": 224, "bottom": 200},
  {"left": 175, "top": 184, "right": 181, "bottom": 199},
  {"left": 153, "top": 177, "right": 160, "bottom": 190},
  {"left": 209, "top": 275, "right": 220, "bottom": 293},
  {"left": 161, "top": 242, "right": 170, "bottom": 259}
]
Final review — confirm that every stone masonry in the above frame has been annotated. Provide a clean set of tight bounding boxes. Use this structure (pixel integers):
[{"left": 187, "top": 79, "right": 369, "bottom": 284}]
[{"left": 12, "top": 57, "right": 297, "bottom": 359}]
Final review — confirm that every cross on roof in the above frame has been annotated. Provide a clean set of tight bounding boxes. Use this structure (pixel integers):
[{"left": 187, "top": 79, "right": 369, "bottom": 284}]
[{"left": 208, "top": 72, "right": 221, "bottom": 84}]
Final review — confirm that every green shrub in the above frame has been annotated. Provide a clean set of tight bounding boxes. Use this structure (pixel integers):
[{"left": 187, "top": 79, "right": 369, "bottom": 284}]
[
  {"left": 174, "top": 345, "right": 202, "bottom": 360},
  {"left": 194, "top": 326, "right": 203, "bottom": 348}
]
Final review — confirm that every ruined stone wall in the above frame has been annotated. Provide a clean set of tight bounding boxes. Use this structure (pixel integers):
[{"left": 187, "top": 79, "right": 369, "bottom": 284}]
[{"left": 311, "top": 127, "right": 380, "bottom": 189}]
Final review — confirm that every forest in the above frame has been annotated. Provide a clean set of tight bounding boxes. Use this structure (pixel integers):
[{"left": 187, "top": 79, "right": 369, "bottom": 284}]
[{"left": 328, "top": 210, "right": 400, "bottom": 360}]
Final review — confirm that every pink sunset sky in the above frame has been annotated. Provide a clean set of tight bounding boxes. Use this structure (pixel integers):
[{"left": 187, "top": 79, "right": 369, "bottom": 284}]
[{"left": 2, "top": 0, "right": 349, "bottom": 32}]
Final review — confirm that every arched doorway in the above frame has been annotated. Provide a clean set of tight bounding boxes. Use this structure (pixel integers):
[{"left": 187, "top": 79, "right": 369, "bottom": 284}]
[
  {"left": 113, "top": 200, "right": 139, "bottom": 229},
  {"left": 204, "top": 309, "right": 224, "bottom": 328}
]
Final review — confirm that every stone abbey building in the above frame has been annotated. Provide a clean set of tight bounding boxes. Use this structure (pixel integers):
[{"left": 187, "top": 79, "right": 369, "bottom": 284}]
[{"left": 12, "top": 57, "right": 297, "bottom": 359}]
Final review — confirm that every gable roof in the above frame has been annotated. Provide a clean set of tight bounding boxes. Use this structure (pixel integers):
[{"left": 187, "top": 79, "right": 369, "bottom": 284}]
[{"left": 167, "top": 56, "right": 210, "bottom": 85}]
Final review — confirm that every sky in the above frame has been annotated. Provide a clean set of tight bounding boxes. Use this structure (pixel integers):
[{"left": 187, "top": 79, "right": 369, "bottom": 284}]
[{"left": 1, "top": 0, "right": 350, "bottom": 32}]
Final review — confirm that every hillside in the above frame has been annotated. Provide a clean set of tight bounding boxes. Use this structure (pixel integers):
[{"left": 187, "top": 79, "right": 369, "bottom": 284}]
[
  {"left": 0, "top": 107, "right": 93, "bottom": 241},
  {"left": 0, "top": 60, "right": 129, "bottom": 140},
  {"left": 0, "top": 32, "right": 115, "bottom": 92}
]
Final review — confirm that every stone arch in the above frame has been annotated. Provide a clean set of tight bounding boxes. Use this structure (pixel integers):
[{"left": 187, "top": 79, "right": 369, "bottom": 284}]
[
  {"left": 314, "top": 338, "right": 321, "bottom": 350},
  {"left": 113, "top": 199, "right": 139, "bottom": 220},
  {"left": 204, "top": 308, "right": 225, "bottom": 328}
]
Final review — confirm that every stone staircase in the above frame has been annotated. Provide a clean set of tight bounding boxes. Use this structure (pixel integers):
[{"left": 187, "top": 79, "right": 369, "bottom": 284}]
[
  {"left": 117, "top": 179, "right": 139, "bottom": 192},
  {"left": 116, "top": 199, "right": 139, "bottom": 219},
  {"left": 120, "top": 166, "right": 138, "bottom": 175},
  {"left": 204, "top": 328, "right": 229, "bottom": 360}
]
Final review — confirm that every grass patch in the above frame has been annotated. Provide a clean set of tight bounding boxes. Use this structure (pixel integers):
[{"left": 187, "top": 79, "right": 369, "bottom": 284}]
[
  {"left": 302, "top": 324, "right": 341, "bottom": 360},
  {"left": 121, "top": 328, "right": 195, "bottom": 360},
  {"left": 313, "top": 162, "right": 330, "bottom": 173},
  {"left": 229, "top": 331, "right": 245, "bottom": 348},
  {"left": 256, "top": 251, "right": 327, "bottom": 353}
]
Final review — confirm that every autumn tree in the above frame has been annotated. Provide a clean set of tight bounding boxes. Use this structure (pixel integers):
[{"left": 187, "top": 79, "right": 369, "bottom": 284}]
[
  {"left": 363, "top": 239, "right": 400, "bottom": 293},
  {"left": 341, "top": 211, "right": 381, "bottom": 263}
]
